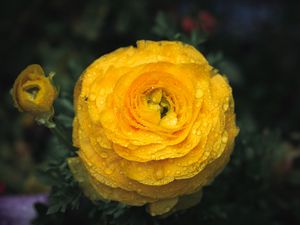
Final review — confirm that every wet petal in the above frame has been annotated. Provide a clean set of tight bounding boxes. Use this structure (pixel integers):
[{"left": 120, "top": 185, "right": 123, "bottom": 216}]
[{"left": 70, "top": 40, "right": 239, "bottom": 216}]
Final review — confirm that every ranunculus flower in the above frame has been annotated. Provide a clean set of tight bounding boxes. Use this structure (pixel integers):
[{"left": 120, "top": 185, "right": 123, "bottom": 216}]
[
  {"left": 12, "top": 64, "right": 57, "bottom": 117},
  {"left": 68, "top": 40, "right": 239, "bottom": 216}
]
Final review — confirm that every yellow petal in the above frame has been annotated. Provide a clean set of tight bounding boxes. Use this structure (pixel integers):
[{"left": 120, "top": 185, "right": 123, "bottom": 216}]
[{"left": 147, "top": 198, "right": 178, "bottom": 216}]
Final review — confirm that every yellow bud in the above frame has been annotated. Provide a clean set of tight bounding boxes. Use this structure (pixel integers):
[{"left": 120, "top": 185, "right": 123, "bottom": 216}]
[{"left": 12, "top": 64, "right": 57, "bottom": 116}]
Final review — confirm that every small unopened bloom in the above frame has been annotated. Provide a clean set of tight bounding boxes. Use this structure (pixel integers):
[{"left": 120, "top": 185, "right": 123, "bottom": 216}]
[{"left": 12, "top": 64, "right": 57, "bottom": 118}]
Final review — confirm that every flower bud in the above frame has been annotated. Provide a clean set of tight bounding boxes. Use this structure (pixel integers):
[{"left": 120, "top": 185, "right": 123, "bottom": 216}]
[{"left": 12, "top": 64, "right": 57, "bottom": 117}]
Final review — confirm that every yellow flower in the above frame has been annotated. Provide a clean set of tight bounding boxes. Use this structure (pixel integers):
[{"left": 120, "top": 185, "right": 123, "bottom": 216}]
[
  {"left": 68, "top": 40, "right": 239, "bottom": 216},
  {"left": 12, "top": 64, "right": 57, "bottom": 117}
]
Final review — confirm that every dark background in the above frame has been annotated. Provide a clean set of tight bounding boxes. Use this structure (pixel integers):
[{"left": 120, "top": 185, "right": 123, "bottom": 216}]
[
  {"left": 1, "top": 0, "right": 299, "bottom": 132},
  {"left": 0, "top": 0, "right": 299, "bottom": 225}
]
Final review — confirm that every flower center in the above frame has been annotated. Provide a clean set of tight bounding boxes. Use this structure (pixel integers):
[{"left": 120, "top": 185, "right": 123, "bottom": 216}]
[
  {"left": 23, "top": 85, "right": 40, "bottom": 100},
  {"left": 147, "top": 89, "right": 170, "bottom": 118},
  {"left": 146, "top": 88, "right": 178, "bottom": 129}
]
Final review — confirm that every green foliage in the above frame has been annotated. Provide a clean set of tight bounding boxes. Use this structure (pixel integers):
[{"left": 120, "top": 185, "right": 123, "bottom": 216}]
[
  {"left": 44, "top": 161, "right": 81, "bottom": 214},
  {"left": 153, "top": 12, "right": 206, "bottom": 47},
  {"left": 152, "top": 12, "right": 178, "bottom": 40},
  {"left": 88, "top": 202, "right": 158, "bottom": 225}
]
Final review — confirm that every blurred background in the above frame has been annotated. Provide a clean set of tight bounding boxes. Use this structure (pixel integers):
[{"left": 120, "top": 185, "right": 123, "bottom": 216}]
[{"left": 0, "top": 0, "right": 299, "bottom": 225}]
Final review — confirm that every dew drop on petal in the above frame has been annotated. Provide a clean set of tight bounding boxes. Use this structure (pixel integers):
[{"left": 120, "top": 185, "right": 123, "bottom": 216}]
[
  {"left": 104, "top": 168, "right": 113, "bottom": 175},
  {"left": 123, "top": 143, "right": 129, "bottom": 147},
  {"left": 195, "top": 89, "right": 203, "bottom": 98},
  {"left": 100, "top": 152, "right": 108, "bottom": 158},
  {"left": 223, "top": 103, "right": 229, "bottom": 111},
  {"left": 204, "top": 151, "right": 210, "bottom": 158},
  {"left": 98, "top": 99, "right": 105, "bottom": 105},
  {"left": 155, "top": 169, "right": 164, "bottom": 180},
  {"left": 222, "top": 132, "right": 228, "bottom": 143}
]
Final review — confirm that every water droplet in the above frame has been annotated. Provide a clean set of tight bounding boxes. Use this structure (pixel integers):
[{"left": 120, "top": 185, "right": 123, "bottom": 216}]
[
  {"left": 222, "top": 133, "right": 228, "bottom": 143},
  {"left": 223, "top": 103, "right": 229, "bottom": 111},
  {"left": 196, "top": 130, "right": 201, "bottom": 136},
  {"left": 195, "top": 89, "right": 203, "bottom": 98},
  {"left": 100, "top": 152, "right": 108, "bottom": 158},
  {"left": 123, "top": 143, "right": 129, "bottom": 147},
  {"left": 98, "top": 99, "right": 105, "bottom": 105},
  {"left": 155, "top": 169, "right": 164, "bottom": 179},
  {"left": 104, "top": 168, "right": 113, "bottom": 175}
]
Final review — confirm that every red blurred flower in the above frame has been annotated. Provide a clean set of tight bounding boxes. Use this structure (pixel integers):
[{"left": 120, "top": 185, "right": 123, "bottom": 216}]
[
  {"left": 198, "top": 10, "right": 217, "bottom": 33},
  {"left": 181, "top": 11, "right": 217, "bottom": 34},
  {"left": 182, "top": 16, "right": 197, "bottom": 33}
]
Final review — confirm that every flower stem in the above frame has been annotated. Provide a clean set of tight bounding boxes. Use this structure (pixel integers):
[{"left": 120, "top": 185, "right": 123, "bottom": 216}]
[{"left": 49, "top": 120, "right": 75, "bottom": 152}]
